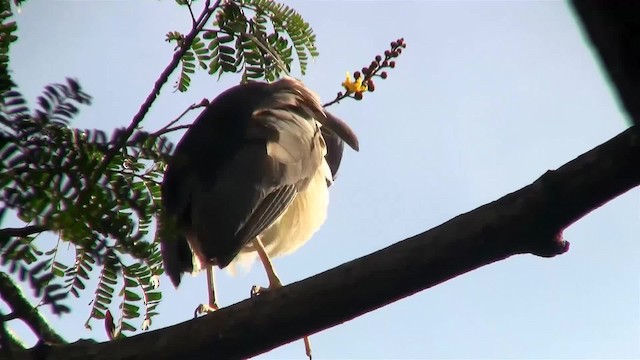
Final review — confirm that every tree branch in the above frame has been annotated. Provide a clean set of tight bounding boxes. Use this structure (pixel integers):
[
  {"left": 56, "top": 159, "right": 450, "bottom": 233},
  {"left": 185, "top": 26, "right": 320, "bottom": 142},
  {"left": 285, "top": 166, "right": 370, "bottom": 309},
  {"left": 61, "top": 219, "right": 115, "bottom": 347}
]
[
  {"left": 0, "top": 273, "right": 65, "bottom": 345},
  {"left": 570, "top": 1, "right": 640, "bottom": 126},
  {"left": 9, "top": 125, "right": 639, "bottom": 359},
  {"left": 148, "top": 99, "right": 208, "bottom": 139},
  {"left": 0, "top": 225, "right": 48, "bottom": 240},
  {"left": 0, "top": 310, "right": 27, "bottom": 355},
  {"left": 88, "top": 0, "right": 220, "bottom": 185}
]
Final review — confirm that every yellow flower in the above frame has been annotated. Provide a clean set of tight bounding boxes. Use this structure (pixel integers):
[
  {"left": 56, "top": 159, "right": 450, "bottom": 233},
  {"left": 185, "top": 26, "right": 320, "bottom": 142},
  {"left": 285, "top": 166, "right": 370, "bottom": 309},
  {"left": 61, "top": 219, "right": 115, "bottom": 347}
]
[{"left": 342, "top": 72, "right": 367, "bottom": 93}]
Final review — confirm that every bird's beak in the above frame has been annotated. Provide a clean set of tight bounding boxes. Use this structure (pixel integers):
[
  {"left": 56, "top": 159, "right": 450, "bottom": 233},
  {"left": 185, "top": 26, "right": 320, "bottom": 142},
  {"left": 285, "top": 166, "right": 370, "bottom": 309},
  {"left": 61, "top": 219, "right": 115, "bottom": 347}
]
[{"left": 321, "top": 112, "right": 359, "bottom": 151}]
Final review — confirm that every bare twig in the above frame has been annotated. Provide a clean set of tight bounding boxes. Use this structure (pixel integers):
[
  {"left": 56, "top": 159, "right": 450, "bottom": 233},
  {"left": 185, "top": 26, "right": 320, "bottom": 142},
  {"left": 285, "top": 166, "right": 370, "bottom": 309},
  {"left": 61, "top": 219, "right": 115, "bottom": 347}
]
[
  {"left": 150, "top": 125, "right": 191, "bottom": 138},
  {"left": 244, "top": 20, "right": 290, "bottom": 77},
  {"left": 149, "top": 100, "right": 208, "bottom": 139},
  {"left": 0, "top": 273, "right": 65, "bottom": 345},
  {"left": 186, "top": 1, "right": 197, "bottom": 25},
  {"left": 88, "top": 0, "right": 221, "bottom": 186}
]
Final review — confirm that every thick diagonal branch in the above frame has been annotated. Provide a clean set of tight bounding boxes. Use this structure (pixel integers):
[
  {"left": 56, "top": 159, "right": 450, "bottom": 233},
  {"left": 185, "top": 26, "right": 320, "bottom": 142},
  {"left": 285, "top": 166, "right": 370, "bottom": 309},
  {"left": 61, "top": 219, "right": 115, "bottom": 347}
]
[
  {"left": 9, "top": 125, "right": 640, "bottom": 359},
  {"left": 0, "top": 273, "right": 65, "bottom": 345}
]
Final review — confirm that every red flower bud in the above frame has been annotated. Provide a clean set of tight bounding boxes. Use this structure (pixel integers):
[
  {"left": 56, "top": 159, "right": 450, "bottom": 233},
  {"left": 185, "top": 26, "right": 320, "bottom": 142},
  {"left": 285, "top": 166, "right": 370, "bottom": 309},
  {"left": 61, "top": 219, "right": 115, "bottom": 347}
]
[{"left": 367, "top": 79, "right": 375, "bottom": 92}]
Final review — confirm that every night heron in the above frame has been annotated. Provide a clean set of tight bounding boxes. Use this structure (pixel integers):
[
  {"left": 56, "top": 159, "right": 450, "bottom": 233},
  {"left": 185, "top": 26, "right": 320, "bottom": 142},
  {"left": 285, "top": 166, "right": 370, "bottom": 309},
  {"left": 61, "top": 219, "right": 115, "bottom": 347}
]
[{"left": 159, "top": 78, "right": 358, "bottom": 357}]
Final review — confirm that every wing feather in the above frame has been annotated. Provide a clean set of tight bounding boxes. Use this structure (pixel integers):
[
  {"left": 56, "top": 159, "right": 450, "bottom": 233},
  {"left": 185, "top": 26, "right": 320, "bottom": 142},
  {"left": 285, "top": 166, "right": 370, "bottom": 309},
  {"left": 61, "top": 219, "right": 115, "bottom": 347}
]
[{"left": 161, "top": 78, "right": 334, "bottom": 283}]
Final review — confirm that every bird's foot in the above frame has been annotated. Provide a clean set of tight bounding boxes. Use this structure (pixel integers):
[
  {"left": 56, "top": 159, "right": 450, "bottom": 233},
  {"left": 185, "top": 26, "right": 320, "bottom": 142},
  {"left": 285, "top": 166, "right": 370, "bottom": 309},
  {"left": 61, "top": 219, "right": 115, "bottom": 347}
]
[
  {"left": 193, "top": 303, "right": 219, "bottom": 318},
  {"left": 250, "top": 278, "right": 283, "bottom": 297}
]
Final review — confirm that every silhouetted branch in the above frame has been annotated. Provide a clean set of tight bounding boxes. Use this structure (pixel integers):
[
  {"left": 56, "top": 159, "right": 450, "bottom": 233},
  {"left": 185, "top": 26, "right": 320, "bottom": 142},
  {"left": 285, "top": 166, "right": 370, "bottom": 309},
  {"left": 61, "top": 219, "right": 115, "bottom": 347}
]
[
  {"left": 149, "top": 99, "right": 209, "bottom": 139},
  {"left": 571, "top": 1, "right": 640, "bottom": 126},
  {"left": 0, "top": 310, "right": 26, "bottom": 356},
  {"left": 88, "top": 0, "right": 221, "bottom": 185},
  {"left": 9, "top": 126, "right": 640, "bottom": 359},
  {"left": 0, "top": 225, "right": 48, "bottom": 240},
  {"left": 0, "top": 273, "right": 65, "bottom": 345}
]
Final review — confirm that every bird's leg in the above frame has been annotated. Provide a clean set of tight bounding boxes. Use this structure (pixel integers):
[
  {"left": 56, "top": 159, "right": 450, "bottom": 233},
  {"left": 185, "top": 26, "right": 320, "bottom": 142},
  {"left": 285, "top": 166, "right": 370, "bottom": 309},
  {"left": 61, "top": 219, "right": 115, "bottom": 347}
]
[
  {"left": 194, "top": 266, "right": 219, "bottom": 317},
  {"left": 304, "top": 336, "right": 312, "bottom": 360},
  {"left": 250, "top": 236, "right": 282, "bottom": 296},
  {"left": 250, "top": 236, "right": 313, "bottom": 360}
]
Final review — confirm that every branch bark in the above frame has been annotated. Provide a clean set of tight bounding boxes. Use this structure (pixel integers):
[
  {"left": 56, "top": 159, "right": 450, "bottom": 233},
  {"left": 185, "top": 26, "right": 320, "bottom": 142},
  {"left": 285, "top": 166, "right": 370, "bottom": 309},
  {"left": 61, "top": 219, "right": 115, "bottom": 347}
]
[
  {"left": 0, "top": 225, "right": 48, "bottom": 240},
  {"left": 9, "top": 125, "right": 639, "bottom": 359},
  {"left": 571, "top": 1, "right": 640, "bottom": 126},
  {"left": 0, "top": 273, "right": 65, "bottom": 345}
]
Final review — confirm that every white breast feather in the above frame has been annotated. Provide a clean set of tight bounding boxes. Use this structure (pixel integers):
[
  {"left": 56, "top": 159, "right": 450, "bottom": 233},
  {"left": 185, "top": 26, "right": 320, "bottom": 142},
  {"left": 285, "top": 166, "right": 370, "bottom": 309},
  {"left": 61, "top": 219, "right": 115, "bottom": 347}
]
[{"left": 226, "top": 157, "right": 332, "bottom": 274}]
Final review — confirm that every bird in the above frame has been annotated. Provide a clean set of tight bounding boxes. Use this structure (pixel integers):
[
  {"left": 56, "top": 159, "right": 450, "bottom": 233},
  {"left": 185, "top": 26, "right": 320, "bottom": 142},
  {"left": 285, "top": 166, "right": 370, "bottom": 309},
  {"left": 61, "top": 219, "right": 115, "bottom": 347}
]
[{"left": 158, "top": 77, "right": 358, "bottom": 358}]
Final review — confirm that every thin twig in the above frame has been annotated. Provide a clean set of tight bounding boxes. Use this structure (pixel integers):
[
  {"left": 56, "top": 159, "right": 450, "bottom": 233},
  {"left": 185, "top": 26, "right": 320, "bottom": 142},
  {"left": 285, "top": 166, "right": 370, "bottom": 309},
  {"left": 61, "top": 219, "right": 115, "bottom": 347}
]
[
  {"left": 186, "top": 1, "right": 197, "bottom": 25},
  {"left": 149, "top": 100, "right": 207, "bottom": 139},
  {"left": 150, "top": 124, "right": 191, "bottom": 138},
  {"left": 87, "top": 0, "right": 221, "bottom": 186},
  {"left": 244, "top": 21, "right": 290, "bottom": 77},
  {"left": 0, "top": 273, "right": 65, "bottom": 344}
]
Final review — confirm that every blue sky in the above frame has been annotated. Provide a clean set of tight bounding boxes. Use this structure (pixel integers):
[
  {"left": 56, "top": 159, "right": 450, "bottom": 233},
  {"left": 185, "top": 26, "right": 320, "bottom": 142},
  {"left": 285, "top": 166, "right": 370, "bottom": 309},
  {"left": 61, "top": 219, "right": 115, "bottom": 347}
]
[{"left": 4, "top": 0, "right": 639, "bottom": 358}]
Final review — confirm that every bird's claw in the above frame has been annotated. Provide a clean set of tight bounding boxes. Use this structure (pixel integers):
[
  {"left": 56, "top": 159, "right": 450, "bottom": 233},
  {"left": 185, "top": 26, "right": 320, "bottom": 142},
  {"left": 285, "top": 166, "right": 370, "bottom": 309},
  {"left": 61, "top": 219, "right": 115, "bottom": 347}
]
[
  {"left": 193, "top": 303, "right": 219, "bottom": 318},
  {"left": 250, "top": 281, "right": 282, "bottom": 298},
  {"left": 250, "top": 285, "right": 267, "bottom": 297}
]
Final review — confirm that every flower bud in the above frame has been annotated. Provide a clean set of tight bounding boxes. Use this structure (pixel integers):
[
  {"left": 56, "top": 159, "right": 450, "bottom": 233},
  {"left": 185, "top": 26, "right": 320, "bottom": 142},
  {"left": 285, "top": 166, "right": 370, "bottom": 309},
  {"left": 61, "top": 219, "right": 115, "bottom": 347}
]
[
  {"left": 375, "top": 55, "right": 382, "bottom": 62},
  {"left": 354, "top": 71, "right": 361, "bottom": 79},
  {"left": 354, "top": 92, "right": 363, "bottom": 100},
  {"left": 389, "top": 61, "right": 396, "bottom": 68},
  {"left": 367, "top": 79, "right": 375, "bottom": 91},
  {"left": 380, "top": 71, "right": 388, "bottom": 79}
]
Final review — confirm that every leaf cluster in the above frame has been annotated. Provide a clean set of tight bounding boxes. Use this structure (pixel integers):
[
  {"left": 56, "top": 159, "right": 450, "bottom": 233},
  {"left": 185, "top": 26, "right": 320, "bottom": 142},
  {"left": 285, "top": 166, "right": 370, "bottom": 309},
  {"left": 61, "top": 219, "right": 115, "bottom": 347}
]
[
  {"left": 0, "top": 79, "right": 170, "bottom": 335},
  {"left": 0, "top": 0, "right": 22, "bottom": 92},
  {"left": 168, "top": 0, "right": 319, "bottom": 91}
]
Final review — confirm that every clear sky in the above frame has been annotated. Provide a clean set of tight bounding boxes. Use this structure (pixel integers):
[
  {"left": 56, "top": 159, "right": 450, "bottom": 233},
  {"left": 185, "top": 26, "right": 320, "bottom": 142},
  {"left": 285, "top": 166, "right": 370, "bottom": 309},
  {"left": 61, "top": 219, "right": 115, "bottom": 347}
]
[{"left": 4, "top": 0, "right": 639, "bottom": 358}]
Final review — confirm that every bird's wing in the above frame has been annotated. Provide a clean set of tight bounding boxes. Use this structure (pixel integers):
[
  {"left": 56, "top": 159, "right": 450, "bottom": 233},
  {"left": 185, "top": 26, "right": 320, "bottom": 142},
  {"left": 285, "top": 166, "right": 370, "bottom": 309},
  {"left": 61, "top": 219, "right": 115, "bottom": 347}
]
[
  {"left": 188, "top": 103, "right": 326, "bottom": 269},
  {"left": 232, "top": 183, "right": 297, "bottom": 249},
  {"left": 161, "top": 79, "right": 330, "bottom": 282}
]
